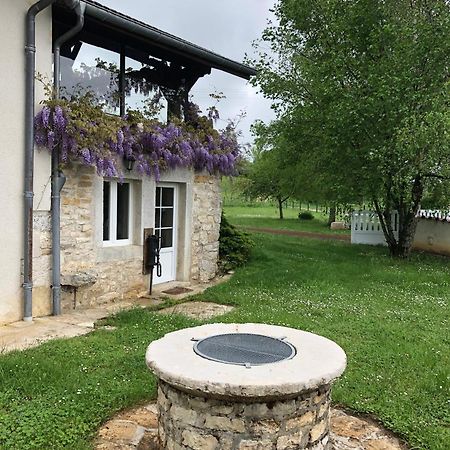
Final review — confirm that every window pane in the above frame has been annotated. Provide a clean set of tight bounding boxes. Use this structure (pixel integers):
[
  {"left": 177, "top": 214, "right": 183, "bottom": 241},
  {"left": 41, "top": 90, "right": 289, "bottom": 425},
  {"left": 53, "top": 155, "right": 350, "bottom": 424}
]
[
  {"left": 117, "top": 183, "right": 130, "bottom": 240},
  {"left": 125, "top": 57, "right": 168, "bottom": 122},
  {"left": 161, "top": 208, "right": 173, "bottom": 228},
  {"left": 155, "top": 208, "right": 161, "bottom": 229},
  {"left": 60, "top": 44, "right": 120, "bottom": 115},
  {"left": 156, "top": 187, "right": 161, "bottom": 206},
  {"left": 161, "top": 229, "right": 173, "bottom": 248},
  {"left": 162, "top": 188, "right": 174, "bottom": 206},
  {"left": 103, "top": 181, "right": 110, "bottom": 241}
]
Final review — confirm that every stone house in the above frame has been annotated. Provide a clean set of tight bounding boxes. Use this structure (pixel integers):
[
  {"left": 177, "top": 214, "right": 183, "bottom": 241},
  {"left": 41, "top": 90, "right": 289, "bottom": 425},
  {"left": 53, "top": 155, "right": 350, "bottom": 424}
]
[{"left": 0, "top": 0, "right": 255, "bottom": 325}]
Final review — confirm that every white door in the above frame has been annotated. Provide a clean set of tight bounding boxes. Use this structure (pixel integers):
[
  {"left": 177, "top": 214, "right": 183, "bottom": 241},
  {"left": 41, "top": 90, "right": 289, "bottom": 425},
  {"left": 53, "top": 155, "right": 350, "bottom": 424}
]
[{"left": 153, "top": 185, "right": 177, "bottom": 284}]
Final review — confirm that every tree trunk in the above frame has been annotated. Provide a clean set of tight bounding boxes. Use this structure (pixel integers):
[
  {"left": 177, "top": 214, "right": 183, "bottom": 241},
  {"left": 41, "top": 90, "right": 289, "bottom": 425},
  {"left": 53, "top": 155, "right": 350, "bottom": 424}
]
[
  {"left": 373, "top": 176, "right": 423, "bottom": 258},
  {"left": 392, "top": 215, "right": 419, "bottom": 257},
  {"left": 328, "top": 204, "right": 336, "bottom": 226},
  {"left": 277, "top": 196, "right": 284, "bottom": 219}
]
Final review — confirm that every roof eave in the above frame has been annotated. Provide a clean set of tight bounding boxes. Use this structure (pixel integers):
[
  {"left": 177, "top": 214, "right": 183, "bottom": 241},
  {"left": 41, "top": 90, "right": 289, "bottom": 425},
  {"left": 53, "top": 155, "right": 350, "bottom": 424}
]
[{"left": 81, "top": 0, "right": 257, "bottom": 80}]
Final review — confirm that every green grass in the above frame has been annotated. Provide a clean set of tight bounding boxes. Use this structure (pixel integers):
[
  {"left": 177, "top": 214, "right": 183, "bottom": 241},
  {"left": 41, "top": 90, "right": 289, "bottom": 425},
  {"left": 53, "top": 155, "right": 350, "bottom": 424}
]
[
  {"left": 224, "top": 204, "right": 350, "bottom": 235},
  {"left": 0, "top": 233, "right": 449, "bottom": 449},
  {"left": 0, "top": 312, "right": 197, "bottom": 449}
]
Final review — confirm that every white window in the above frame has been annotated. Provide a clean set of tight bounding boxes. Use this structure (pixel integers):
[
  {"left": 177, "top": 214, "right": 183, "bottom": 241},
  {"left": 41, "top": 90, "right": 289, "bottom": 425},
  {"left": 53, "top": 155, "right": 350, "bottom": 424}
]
[{"left": 103, "top": 180, "right": 133, "bottom": 246}]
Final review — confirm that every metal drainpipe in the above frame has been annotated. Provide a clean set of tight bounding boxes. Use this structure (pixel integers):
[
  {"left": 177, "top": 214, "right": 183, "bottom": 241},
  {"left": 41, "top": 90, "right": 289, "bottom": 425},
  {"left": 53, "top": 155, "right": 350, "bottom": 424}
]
[
  {"left": 24, "top": 0, "right": 58, "bottom": 321},
  {"left": 51, "top": 0, "right": 86, "bottom": 316}
]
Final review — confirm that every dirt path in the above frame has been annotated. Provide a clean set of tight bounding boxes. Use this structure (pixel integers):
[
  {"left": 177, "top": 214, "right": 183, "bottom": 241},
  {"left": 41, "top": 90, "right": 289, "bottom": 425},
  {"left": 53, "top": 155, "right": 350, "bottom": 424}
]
[{"left": 244, "top": 226, "right": 351, "bottom": 242}]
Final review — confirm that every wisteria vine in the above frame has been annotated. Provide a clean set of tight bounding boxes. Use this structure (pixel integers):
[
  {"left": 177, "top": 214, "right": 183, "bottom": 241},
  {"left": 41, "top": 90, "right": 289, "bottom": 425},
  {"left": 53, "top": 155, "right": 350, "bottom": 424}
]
[{"left": 34, "top": 97, "right": 240, "bottom": 181}]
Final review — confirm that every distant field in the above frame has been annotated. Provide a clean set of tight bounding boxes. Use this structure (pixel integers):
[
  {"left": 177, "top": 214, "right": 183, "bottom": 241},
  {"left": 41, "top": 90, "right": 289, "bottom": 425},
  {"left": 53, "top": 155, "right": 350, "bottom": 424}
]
[{"left": 223, "top": 204, "right": 350, "bottom": 235}]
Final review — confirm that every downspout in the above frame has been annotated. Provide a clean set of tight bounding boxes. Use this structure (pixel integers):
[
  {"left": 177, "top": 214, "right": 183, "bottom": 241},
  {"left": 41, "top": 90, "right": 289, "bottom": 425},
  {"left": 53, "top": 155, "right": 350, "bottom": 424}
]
[
  {"left": 24, "top": 0, "right": 58, "bottom": 321},
  {"left": 52, "top": 0, "right": 86, "bottom": 316}
]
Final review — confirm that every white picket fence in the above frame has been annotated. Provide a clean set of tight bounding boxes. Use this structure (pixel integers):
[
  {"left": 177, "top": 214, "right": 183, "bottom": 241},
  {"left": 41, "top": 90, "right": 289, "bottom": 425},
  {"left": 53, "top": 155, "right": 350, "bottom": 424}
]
[
  {"left": 351, "top": 210, "right": 398, "bottom": 245},
  {"left": 417, "top": 209, "right": 450, "bottom": 222},
  {"left": 351, "top": 209, "right": 450, "bottom": 253}
]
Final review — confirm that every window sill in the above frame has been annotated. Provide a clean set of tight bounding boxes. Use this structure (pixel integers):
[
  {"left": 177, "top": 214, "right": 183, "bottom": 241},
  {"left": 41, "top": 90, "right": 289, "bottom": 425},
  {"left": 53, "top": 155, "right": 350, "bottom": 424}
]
[{"left": 102, "top": 239, "right": 132, "bottom": 247}]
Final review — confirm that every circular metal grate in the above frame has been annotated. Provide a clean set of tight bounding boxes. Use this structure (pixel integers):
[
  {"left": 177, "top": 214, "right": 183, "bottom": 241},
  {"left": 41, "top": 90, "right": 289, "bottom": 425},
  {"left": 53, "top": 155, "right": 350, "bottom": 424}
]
[{"left": 193, "top": 333, "right": 296, "bottom": 367}]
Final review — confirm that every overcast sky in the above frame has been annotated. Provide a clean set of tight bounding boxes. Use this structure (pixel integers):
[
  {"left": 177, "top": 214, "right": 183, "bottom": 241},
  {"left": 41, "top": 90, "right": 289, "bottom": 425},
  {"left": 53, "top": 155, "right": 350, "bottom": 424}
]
[{"left": 97, "top": 0, "right": 276, "bottom": 145}]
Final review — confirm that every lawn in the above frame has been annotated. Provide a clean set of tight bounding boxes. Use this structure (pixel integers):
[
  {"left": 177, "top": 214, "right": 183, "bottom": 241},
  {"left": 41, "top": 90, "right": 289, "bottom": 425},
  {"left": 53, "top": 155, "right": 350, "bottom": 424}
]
[
  {"left": 0, "top": 233, "right": 449, "bottom": 449},
  {"left": 224, "top": 204, "right": 350, "bottom": 235}
]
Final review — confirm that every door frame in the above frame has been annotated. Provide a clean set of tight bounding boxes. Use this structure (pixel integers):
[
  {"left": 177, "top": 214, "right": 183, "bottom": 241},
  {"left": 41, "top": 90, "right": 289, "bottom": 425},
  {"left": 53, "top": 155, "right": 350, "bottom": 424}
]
[{"left": 154, "top": 183, "right": 178, "bottom": 284}]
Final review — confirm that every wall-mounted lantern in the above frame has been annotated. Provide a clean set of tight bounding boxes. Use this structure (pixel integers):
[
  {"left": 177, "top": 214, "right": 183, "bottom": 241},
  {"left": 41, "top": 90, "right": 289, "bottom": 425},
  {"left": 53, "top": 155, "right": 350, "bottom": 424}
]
[{"left": 123, "top": 156, "right": 135, "bottom": 171}]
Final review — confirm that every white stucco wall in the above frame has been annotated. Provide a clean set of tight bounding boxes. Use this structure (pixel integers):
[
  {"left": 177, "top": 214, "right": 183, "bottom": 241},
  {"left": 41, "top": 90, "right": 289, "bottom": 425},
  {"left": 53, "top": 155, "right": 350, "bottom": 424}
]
[
  {"left": 0, "top": 3, "right": 222, "bottom": 324},
  {"left": 413, "top": 220, "right": 450, "bottom": 256},
  {"left": 0, "top": 1, "right": 52, "bottom": 324}
]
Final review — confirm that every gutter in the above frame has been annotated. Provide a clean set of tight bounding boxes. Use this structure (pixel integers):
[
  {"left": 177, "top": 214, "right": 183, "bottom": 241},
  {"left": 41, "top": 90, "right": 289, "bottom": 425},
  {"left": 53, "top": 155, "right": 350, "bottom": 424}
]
[
  {"left": 51, "top": 0, "right": 86, "bottom": 316},
  {"left": 23, "top": 0, "right": 85, "bottom": 321},
  {"left": 24, "top": 0, "right": 58, "bottom": 321}
]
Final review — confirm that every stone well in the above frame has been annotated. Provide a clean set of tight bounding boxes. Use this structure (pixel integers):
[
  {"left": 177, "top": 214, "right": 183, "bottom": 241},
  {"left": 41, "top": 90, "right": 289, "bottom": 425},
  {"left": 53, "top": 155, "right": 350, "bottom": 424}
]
[{"left": 146, "top": 323, "right": 346, "bottom": 449}]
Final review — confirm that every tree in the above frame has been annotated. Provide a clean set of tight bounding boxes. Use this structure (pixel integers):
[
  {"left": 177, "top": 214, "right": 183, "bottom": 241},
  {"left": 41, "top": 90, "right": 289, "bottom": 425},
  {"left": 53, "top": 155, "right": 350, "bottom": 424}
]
[
  {"left": 252, "top": 0, "right": 450, "bottom": 257},
  {"left": 244, "top": 122, "right": 302, "bottom": 219},
  {"left": 245, "top": 146, "right": 293, "bottom": 219}
]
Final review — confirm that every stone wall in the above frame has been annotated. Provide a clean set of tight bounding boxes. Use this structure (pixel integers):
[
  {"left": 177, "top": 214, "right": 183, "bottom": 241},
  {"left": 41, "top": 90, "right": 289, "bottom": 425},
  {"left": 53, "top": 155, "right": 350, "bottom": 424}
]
[
  {"left": 59, "top": 163, "right": 147, "bottom": 311},
  {"left": 60, "top": 164, "right": 96, "bottom": 276},
  {"left": 190, "top": 174, "right": 222, "bottom": 283},
  {"left": 54, "top": 165, "right": 222, "bottom": 312},
  {"left": 157, "top": 381, "right": 332, "bottom": 450},
  {"left": 31, "top": 211, "right": 52, "bottom": 317}
]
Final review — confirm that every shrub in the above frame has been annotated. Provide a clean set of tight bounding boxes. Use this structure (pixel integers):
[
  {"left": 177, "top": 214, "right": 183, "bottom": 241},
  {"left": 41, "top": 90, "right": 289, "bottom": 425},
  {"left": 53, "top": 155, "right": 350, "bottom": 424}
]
[
  {"left": 298, "top": 211, "right": 314, "bottom": 220},
  {"left": 218, "top": 213, "right": 254, "bottom": 272}
]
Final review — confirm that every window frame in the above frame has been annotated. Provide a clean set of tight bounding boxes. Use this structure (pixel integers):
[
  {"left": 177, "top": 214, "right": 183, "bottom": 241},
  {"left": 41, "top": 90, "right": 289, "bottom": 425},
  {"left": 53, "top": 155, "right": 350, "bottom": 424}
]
[
  {"left": 102, "top": 179, "right": 133, "bottom": 247},
  {"left": 154, "top": 185, "right": 176, "bottom": 250}
]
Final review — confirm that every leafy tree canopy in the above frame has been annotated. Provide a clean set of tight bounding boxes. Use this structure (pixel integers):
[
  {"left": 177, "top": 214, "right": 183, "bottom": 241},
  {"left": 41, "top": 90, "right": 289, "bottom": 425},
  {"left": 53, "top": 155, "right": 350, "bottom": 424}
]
[
  {"left": 252, "top": 0, "right": 450, "bottom": 256},
  {"left": 244, "top": 121, "right": 298, "bottom": 218}
]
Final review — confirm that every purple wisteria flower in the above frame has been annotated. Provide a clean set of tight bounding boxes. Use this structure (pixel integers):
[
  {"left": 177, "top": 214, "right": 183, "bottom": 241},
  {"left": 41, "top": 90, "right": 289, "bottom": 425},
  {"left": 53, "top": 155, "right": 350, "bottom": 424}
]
[
  {"left": 34, "top": 103, "right": 241, "bottom": 180},
  {"left": 53, "top": 106, "right": 66, "bottom": 132},
  {"left": 41, "top": 107, "right": 51, "bottom": 128}
]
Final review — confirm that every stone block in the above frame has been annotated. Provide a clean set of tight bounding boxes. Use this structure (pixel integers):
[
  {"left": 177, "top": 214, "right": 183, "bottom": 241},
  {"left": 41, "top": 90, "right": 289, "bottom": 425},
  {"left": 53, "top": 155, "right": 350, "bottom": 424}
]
[
  {"left": 210, "top": 404, "right": 234, "bottom": 415},
  {"left": 276, "top": 431, "right": 303, "bottom": 449},
  {"left": 181, "top": 430, "right": 218, "bottom": 450},
  {"left": 310, "top": 420, "right": 327, "bottom": 442},
  {"left": 249, "top": 419, "right": 280, "bottom": 435},
  {"left": 204, "top": 415, "right": 245, "bottom": 433},
  {"left": 243, "top": 403, "right": 269, "bottom": 418},
  {"left": 330, "top": 221, "right": 346, "bottom": 230},
  {"left": 61, "top": 270, "right": 97, "bottom": 287},
  {"left": 318, "top": 403, "right": 328, "bottom": 418},
  {"left": 187, "top": 396, "right": 210, "bottom": 411},
  {"left": 218, "top": 435, "right": 234, "bottom": 450},
  {"left": 286, "top": 411, "right": 315, "bottom": 430},
  {"left": 272, "top": 399, "right": 297, "bottom": 418},
  {"left": 158, "top": 423, "right": 166, "bottom": 443},
  {"left": 365, "top": 439, "right": 402, "bottom": 450},
  {"left": 170, "top": 404, "right": 197, "bottom": 426},
  {"left": 239, "top": 439, "right": 274, "bottom": 449}
]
